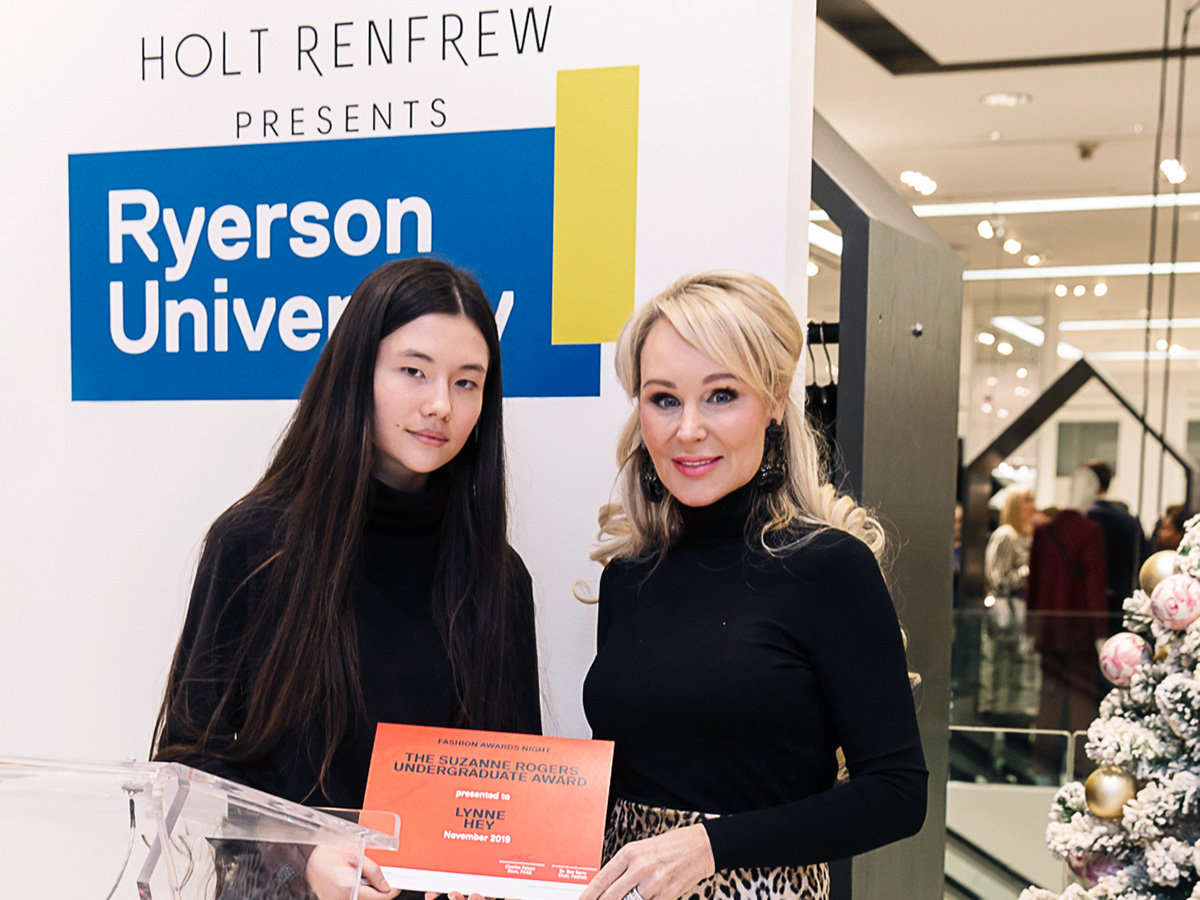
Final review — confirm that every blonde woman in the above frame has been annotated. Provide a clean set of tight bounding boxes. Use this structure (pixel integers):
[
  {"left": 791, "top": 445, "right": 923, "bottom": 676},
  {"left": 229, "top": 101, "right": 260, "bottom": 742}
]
[
  {"left": 985, "top": 486, "right": 1036, "bottom": 629},
  {"left": 979, "top": 485, "right": 1040, "bottom": 726},
  {"left": 580, "top": 272, "right": 927, "bottom": 900}
]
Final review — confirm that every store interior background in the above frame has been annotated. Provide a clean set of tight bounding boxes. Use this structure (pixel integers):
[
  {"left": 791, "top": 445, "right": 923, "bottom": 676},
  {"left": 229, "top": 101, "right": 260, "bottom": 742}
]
[
  {"left": 812, "top": 0, "right": 1199, "bottom": 519},
  {"left": 809, "top": 2, "right": 1200, "bottom": 895}
]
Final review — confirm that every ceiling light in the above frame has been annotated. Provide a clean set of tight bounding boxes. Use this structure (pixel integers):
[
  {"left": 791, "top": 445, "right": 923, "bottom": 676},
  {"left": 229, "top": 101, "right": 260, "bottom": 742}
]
[
  {"left": 997, "top": 341, "right": 1014, "bottom": 355},
  {"left": 990, "top": 131, "right": 1002, "bottom": 142},
  {"left": 1016, "top": 367, "right": 1028, "bottom": 378},
  {"left": 964, "top": 261, "right": 1200, "bottom": 281},
  {"left": 1073, "top": 285, "right": 1087, "bottom": 296},
  {"left": 809, "top": 223, "right": 843, "bottom": 256},
  {"left": 1158, "top": 338, "right": 1169, "bottom": 351},
  {"left": 997, "top": 408, "right": 1010, "bottom": 419},
  {"left": 978, "top": 332, "right": 996, "bottom": 345},
  {"left": 1058, "top": 342, "right": 1084, "bottom": 360},
  {"left": 1060, "top": 317, "right": 1200, "bottom": 331},
  {"left": 900, "top": 170, "right": 938, "bottom": 196},
  {"left": 1171, "top": 343, "right": 1186, "bottom": 355},
  {"left": 807, "top": 260, "right": 819, "bottom": 277},
  {"left": 1055, "top": 284, "right": 1068, "bottom": 297},
  {"left": 986, "top": 376, "right": 998, "bottom": 387},
  {"left": 808, "top": 191, "right": 1200, "bottom": 222},
  {"left": 1094, "top": 283, "right": 1108, "bottom": 296},
  {"left": 981, "top": 92, "right": 1032, "bottom": 108},
  {"left": 913, "top": 192, "right": 1200, "bottom": 218},
  {"left": 1087, "top": 349, "right": 1200, "bottom": 361},
  {"left": 1003, "top": 238, "right": 1022, "bottom": 254},
  {"left": 1014, "top": 386, "right": 1030, "bottom": 397},
  {"left": 1161, "top": 158, "right": 1188, "bottom": 185},
  {"left": 1025, "top": 253, "right": 1043, "bottom": 266},
  {"left": 981, "top": 401, "right": 994, "bottom": 414},
  {"left": 977, "top": 219, "right": 995, "bottom": 239},
  {"left": 992, "top": 316, "right": 1045, "bottom": 347}
]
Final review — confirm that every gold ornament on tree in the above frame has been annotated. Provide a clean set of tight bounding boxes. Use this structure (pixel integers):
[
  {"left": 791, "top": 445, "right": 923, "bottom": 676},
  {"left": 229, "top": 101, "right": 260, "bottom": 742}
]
[
  {"left": 1085, "top": 766, "right": 1137, "bottom": 818},
  {"left": 1141, "top": 550, "right": 1180, "bottom": 595}
]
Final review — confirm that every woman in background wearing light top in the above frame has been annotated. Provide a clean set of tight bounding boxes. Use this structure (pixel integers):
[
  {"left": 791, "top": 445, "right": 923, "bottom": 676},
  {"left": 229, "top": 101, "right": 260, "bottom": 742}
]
[
  {"left": 581, "top": 272, "right": 927, "bottom": 900},
  {"left": 979, "top": 485, "right": 1041, "bottom": 736},
  {"left": 152, "top": 258, "right": 541, "bottom": 900}
]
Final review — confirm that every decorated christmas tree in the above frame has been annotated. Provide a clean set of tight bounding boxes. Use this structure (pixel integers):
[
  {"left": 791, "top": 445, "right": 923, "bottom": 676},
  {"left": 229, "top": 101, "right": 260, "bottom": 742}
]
[{"left": 1021, "top": 517, "right": 1200, "bottom": 900}]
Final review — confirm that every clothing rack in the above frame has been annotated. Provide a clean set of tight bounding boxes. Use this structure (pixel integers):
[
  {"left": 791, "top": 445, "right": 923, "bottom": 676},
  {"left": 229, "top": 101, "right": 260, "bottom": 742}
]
[{"left": 807, "top": 321, "right": 839, "bottom": 346}]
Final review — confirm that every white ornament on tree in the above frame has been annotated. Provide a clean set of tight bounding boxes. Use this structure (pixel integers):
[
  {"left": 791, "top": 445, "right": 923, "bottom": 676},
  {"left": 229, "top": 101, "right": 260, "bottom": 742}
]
[
  {"left": 1100, "top": 632, "right": 1153, "bottom": 686},
  {"left": 1151, "top": 574, "right": 1200, "bottom": 631}
]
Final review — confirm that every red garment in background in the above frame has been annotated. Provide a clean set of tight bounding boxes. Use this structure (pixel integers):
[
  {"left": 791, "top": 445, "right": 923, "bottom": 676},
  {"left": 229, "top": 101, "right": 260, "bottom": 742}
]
[
  {"left": 1027, "top": 509, "right": 1108, "bottom": 654},
  {"left": 1027, "top": 508, "right": 1108, "bottom": 753}
]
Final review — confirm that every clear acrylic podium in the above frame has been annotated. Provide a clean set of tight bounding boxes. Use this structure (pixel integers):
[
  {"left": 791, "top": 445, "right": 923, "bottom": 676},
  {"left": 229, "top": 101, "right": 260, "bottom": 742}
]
[{"left": 0, "top": 756, "right": 400, "bottom": 899}]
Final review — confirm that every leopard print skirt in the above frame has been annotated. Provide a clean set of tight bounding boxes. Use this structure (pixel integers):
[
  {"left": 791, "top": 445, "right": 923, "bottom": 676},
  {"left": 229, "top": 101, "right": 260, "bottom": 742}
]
[{"left": 603, "top": 798, "right": 829, "bottom": 900}]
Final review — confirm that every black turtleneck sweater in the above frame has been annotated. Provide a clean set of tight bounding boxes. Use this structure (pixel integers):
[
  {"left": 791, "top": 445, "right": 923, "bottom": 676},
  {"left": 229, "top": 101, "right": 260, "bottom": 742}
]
[
  {"left": 582, "top": 485, "right": 927, "bottom": 870},
  {"left": 161, "top": 479, "right": 541, "bottom": 808}
]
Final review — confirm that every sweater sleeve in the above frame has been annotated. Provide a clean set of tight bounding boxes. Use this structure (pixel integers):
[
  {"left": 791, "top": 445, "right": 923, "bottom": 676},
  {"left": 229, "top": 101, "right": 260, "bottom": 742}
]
[
  {"left": 155, "top": 510, "right": 267, "bottom": 784},
  {"left": 509, "top": 551, "right": 544, "bottom": 736},
  {"left": 700, "top": 535, "right": 928, "bottom": 868},
  {"left": 596, "top": 563, "right": 616, "bottom": 651}
]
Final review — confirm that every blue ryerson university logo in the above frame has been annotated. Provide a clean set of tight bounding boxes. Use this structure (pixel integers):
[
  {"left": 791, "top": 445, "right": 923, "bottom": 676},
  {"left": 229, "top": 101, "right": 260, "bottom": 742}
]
[{"left": 68, "top": 130, "right": 600, "bottom": 400}]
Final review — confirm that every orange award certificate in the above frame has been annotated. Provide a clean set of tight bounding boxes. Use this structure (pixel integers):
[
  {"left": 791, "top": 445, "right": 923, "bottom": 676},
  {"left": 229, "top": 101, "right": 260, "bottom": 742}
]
[{"left": 363, "top": 724, "right": 615, "bottom": 900}]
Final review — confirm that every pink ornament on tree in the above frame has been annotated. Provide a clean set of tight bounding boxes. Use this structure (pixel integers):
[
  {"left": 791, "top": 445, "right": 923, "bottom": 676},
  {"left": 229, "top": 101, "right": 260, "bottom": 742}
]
[
  {"left": 1099, "top": 632, "right": 1152, "bottom": 686},
  {"left": 1150, "top": 574, "right": 1200, "bottom": 630},
  {"left": 1067, "top": 852, "right": 1124, "bottom": 887}
]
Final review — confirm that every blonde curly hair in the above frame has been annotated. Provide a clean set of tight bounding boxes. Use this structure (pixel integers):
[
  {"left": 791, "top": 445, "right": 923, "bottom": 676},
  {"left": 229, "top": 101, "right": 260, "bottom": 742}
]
[{"left": 593, "top": 270, "right": 885, "bottom": 565}]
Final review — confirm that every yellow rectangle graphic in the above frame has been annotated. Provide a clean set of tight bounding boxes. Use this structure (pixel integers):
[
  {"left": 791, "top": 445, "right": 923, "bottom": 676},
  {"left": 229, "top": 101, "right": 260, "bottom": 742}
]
[{"left": 552, "top": 66, "right": 639, "bottom": 345}]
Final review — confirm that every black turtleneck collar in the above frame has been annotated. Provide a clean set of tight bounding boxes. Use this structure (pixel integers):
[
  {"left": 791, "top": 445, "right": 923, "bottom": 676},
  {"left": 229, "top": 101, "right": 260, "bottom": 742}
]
[
  {"left": 676, "top": 479, "right": 758, "bottom": 543},
  {"left": 370, "top": 473, "right": 450, "bottom": 534}
]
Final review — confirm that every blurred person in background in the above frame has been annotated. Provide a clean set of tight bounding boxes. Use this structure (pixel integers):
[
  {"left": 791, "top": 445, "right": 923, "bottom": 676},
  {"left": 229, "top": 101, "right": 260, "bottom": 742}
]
[
  {"left": 1148, "top": 503, "right": 1188, "bottom": 554},
  {"left": 1082, "top": 459, "right": 1143, "bottom": 633},
  {"left": 1027, "top": 467, "right": 1108, "bottom": 777},
  {"left": 979, "top": 486, "right": 1040, "bottom": 733}
]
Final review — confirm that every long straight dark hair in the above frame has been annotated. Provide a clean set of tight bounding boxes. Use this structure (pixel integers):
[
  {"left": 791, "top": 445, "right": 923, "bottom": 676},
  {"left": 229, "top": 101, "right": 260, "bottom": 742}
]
[{"left": 152, "top": 257, "right": 531, "bottom": 792}]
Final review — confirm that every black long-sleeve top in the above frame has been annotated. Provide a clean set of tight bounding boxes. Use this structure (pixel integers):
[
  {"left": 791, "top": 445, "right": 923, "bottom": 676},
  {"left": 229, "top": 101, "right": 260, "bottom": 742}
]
[
  {"left": 159, "top": 479, "right": 542, "bottom": 808},
  {"left": 582, "top": 485, "right": 927, "bottom": 870}
]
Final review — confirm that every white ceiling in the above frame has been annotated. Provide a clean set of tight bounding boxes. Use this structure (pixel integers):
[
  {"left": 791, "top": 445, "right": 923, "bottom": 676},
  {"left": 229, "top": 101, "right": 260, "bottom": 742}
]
[
  {"left": 873, "top": 0, "right": 1182, "bottom": 63},
  {"left": 810, "top": 2, "right": 1200, "bottom": 463}
]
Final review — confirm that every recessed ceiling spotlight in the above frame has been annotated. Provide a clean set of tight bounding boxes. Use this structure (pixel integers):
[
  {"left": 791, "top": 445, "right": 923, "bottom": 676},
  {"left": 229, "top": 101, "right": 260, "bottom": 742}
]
[
  {"left": 1094, "top": 283, "right": 1108, "bottom": 296},
  {"left": 1157, "top": 338, "right": 1169, "bottom": 351},
  {"left": 900, "top": 170, "right": 938, "bottom": 196},
  {"left": 1133, "top": 123, "right": 1145, "bottom": 134},
  {"left": 986, "top": 376, "right": 998, "bottom": 386},
  {"left": 1161, "top": 158, "right": 1188, "bottom": 185},
  {"left": 1073, "top": 285, "right": 1087, "bottom": 296},
  {"left": 981, "top": 401, "right": 994, "bottom": 414},
  {"left": 997, "top": 341, "right": 1014, "bottom": 355},
  {"left": 1171, "top": 343, "right": 1186, "bottom": 355},
  {"left": 1055, "top": 284, "right": 1068, "bottom": 297},
  {"left": 1003, "top": 238, "right": 1022, "bottom": 254},
  {"left": 1016, "top": 367, "right": 1028, "bottom": 378},
  {"left": 997, "top": 408, "right": 1010, "bottom": 419},
  {"left": 981, "top": 92, "right": 1032, "bottom": 108},
  {"left": 990, "top": 131, "right": 1002, "bottom": 142},
  {"left": 1025, "top": 253, "right": 1043, "bottom": 266},
  {"left": 978, "top": 332, "right": 996, "bottom": 345},
  {"left": 1014, "top": 386, "right": 1030, "bottom": 397},
  {"left": 807, "top": 260, "right": 819, "bottom": 277},
  {"left": 977, "top": 219, "right": 995, "bottom": 239}
]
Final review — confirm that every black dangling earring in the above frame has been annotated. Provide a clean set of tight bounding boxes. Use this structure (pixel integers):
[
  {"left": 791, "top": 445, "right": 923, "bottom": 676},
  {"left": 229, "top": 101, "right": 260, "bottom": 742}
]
[
  {"left": 639, "top": 443, "right": 665, "bottom": 502},
  {"left": 755, "top": 419, "right": 787, "bottom": 492}
]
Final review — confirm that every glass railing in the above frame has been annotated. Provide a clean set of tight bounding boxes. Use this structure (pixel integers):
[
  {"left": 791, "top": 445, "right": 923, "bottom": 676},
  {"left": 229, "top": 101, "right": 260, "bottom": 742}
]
[{"left": 946, "top": 607, "right": 1124, "bottom": 897}]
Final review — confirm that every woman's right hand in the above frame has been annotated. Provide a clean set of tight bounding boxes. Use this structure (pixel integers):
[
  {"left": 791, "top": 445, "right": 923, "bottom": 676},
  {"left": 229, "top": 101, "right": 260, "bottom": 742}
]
[{"left": 305, "top": 844, "right": 400, "bottom": 900}]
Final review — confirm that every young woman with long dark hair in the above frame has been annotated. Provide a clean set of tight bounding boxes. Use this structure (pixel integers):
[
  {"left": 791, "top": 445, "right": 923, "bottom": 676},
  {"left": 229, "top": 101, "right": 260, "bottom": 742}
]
[{"left": 152, "top": 257, "right": 541, "bottom": 898}]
